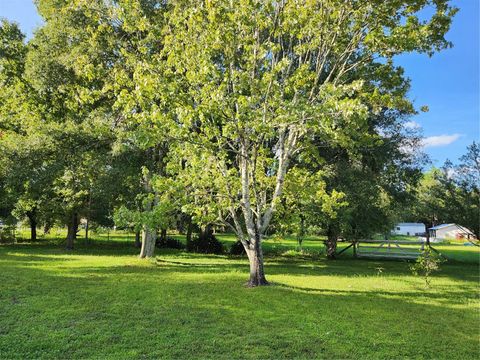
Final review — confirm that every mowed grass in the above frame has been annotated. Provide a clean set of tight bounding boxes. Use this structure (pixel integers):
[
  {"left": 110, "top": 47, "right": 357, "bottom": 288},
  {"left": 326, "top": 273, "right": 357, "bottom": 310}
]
[{"left": 0, "top": 233, "right": 479, "bottom": 359}]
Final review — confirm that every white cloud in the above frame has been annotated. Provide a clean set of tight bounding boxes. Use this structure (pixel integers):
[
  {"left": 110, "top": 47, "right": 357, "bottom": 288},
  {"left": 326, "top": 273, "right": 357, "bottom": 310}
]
[
  {"left": 422, "top": 134, "right": 462, "bottom": 148},
  {"left": 404, "top": 120, "right": 421, "bottom": 129}
]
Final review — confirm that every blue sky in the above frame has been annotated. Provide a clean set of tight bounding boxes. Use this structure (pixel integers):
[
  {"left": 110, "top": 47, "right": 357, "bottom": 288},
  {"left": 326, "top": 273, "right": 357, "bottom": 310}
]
[
  {"left": 0, "top": 0, "right": 478, "bottom": 166},
  {"left": 395, "top": 0, "right": 479, "bottom": 166}
]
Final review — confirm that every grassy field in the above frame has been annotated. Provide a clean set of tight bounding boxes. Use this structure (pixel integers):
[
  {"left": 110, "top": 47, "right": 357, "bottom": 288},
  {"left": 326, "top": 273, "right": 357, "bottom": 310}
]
[{"left": 0, "top": 232, "right": 479, "bottom": 359}]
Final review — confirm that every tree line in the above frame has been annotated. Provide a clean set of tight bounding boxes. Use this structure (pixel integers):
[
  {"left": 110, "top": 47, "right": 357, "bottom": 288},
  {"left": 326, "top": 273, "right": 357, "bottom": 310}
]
[{"left": 1, "top": 0, "right": 474, "bottom": 286}]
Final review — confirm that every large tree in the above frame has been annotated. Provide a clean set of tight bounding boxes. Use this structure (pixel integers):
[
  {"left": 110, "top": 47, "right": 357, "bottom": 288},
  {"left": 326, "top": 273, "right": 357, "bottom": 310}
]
[
  {"left": 0, "top": 20, "right": 58, "bottom": 241},
  {"left": 0, "top": 14, "right": 118, "bottom": 248},
  {"left": 31, "top": 0, "right": 172, "bottom": 257},
  {"left": 151, "top": 0, "right": 456, "bottom": 285}
]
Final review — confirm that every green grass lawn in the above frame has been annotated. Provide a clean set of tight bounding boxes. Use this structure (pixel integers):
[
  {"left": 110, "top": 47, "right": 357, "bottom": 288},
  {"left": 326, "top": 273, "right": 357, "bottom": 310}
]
[{"left": 1, "top": 233, "right": 479, "bottom": 359}]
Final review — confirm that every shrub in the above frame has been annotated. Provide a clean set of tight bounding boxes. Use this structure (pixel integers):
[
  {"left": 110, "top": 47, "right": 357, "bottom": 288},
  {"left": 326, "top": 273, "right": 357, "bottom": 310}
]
[
  {"left": 282, "top": 249, "right": 304, "bottom": 257},
  {"left": 156, "top": 236, "right": 184, "bottom": 250},
  {"left": 0, "top": 226, "right": 16, "bottom": 243},
  {"left": 229, "top": 241, "right": 246, "bottom": 256},
  {"left": 281, "top": 249, "right": 323, "bottom": 260},
  {"left": 187, "top": 232, "right": 224, "bottom": 254}
]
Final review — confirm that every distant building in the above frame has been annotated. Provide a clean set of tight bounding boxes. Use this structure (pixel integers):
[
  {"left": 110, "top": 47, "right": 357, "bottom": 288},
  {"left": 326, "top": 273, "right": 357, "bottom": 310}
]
[
  {"left": 428, "top": 224, "right": 477, "bottom": 240},
  {"left": 392, "top": 223, "right": 426, "bottom": 236}
]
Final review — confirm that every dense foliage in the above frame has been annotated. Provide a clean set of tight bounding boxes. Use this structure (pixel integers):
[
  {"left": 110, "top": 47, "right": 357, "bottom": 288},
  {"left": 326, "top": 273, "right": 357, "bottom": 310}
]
[
  {"left": 1, "top": 0, "right": 475, "bottom": 285},
  {"left": 406, "top": 142, "right": 480, "bottom": 238}
]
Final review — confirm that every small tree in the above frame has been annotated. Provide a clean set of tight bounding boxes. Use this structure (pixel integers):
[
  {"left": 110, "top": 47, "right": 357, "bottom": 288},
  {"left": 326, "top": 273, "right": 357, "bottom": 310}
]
[{"left": 410, "top": 247, "right": 443, "bottom": 288}]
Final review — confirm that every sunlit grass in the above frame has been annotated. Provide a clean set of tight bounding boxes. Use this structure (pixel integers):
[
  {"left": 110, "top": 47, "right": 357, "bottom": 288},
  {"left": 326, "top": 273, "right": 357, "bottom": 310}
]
[{"left": 0, "top": 233, "right": 478, "bottom": 359}]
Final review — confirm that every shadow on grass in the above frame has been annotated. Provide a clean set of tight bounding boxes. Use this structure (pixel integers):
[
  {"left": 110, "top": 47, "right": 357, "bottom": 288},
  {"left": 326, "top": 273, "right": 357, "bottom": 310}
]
[
  {"left": 156, "top": 256, "right": 479, "bottom": 283},
  {"left": 3, "top": 254, "right": 478, "bottom": 304},
  {"left": 0, "top": 252, "right": 75, "bottom": 263},
  {"left": 1, "top": 255, "right": 478, "bottom": 360},
  {"left": 272, "top": 282, "right": 479, "bottom": 303},
  {"left": 57, "top": 262, "right": 478, "bottom": 305},
  {"left": 1, "top": 241, "right": 479, "bottom": 360},
  {"left": 6, "top": 250, "right": 473, "bottom": 290},
  {"left": 1, "top": 240, "right": 478, "bottom": 284},
  {"left": 0, "top": 239, "right": 140, "bottom": 256}
]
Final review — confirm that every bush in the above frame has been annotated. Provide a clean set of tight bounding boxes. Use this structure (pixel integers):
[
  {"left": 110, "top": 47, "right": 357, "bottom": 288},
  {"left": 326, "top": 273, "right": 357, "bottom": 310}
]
[
  {"left": 156, "top": 236, "right": 185, "bottom": 250},
  {"left": 187, "top": 232, "right": 224, "bottom": 254},
  {"left": 281, "top": 249, "right": 323, "bottom": 260},
  {"left": 0, "top": 226, "right": 16, "bottom": 243},
  {"left": 229, "top": 241, "right": 246, "bottom": 256},
  {"left": 282, "top": 249, "right": 304, "bottom": 257}
]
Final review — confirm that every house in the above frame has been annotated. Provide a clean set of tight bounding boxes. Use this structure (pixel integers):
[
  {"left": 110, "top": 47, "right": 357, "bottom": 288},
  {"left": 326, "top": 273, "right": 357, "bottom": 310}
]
[
  {"left": 391, "top": 223, "right": 426, "bottom": 236},
  {"left": 428, "top": 224, "right": 477, "bottom": 240}
]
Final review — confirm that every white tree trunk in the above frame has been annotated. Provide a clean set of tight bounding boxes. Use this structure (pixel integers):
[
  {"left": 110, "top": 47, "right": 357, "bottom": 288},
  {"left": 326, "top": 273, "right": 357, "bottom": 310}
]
[
  {"left": 139, "top": 227, "right": 156, "bottom": 258},
  {"left": 245, "top": 241, "right": 268, "bottom": 286},
  {"left": 237, "top": 129, "right": 298, "bottom": 286},
  {"left": 139, "top": 169, "right": 158, "bottom": 259}
]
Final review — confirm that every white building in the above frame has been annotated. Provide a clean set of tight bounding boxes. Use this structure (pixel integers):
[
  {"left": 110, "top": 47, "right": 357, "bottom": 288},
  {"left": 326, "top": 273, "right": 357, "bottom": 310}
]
[
  {"left": 391, "top": 223, "right": 426, "bottom": 236},
  {"left": 428, "top": 224, "right": 476, "bottom": 240}
]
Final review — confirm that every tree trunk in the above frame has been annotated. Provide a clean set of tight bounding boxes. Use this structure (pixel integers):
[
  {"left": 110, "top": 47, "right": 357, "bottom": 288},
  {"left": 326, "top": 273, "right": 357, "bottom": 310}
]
[
  {"left": 326, "top": 226, "right": 337, "bottom": 259},
  {"left": 186, "top": 219, "right": 193, "bottom": 247},
  {"left": 26, "top": 210, "right": 37, "bottom": 242},
  {"left": 43, "top": 219, "right": 52, "bottom": 235},
  {"left": 202, "top": 224, "right": 213, "bottom": 239},
  {"left": 298, "top": 213, "right": 306, "bottom": 250},
  {"left": 31, "top": 219, "right": 37, "bottom": 242},
  {"left": 138, "top": 157, "right": 158, "bottom": 258},
  {"left": 245, "top": 241, "right": 268, "bottom": 287},
  {"left": 85, "top": 219, "right": 89, "bottom": 242},
  {"left": 134, "top": 229, "right": 141, "bottom": 248},
  {"left": 66, "top": 212, "right": 78, "bottom": 250},
  {"left": 139, "top": 227, "right": 156, "bottom": 258},
  {"left": 160, "top": 228, "right": 167, "bottom": 243}
]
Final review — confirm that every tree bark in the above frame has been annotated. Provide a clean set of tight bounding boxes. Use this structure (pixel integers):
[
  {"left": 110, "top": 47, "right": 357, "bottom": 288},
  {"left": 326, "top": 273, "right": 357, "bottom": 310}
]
[
  {"left": 235, "top": 130, "right": 297, "bottom": 286},
  {"left": 202, "top": 224, "right": 213, "bottom": 239},
  {"left": 26, "top": 210, "right": 37, "bottom": 242},
  {"left": 134, "top": 229, "right": 141, "bottom": 248},
  {"left": 138, "top": 153, "right": 159, "bottom": 258},
  {"left": 186, "top": 218, "right": 193, "bottom": 247},
  {"left": 66, "top": 212, "right": 78, "bottom": 250},
  {"left": 139, "top": 227, "right": 156, "bottom": 258},
  {"left": 85, "top": 218, "right": 89, "bottom": 242},
  {"left": 245, "top": 241, "right": 268, "bottom": 287},
  {"left": 43, "top": 219, "right": 52, "bottom": 235},
  {"left": 298, "top": 213, "right": 306, "bottom": 250},
  {"left": 326, "top": 226, "right": 337, "bottom": 259},
  {"left": 160, "top": 228, "right": 167, "bottom": 243}
]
